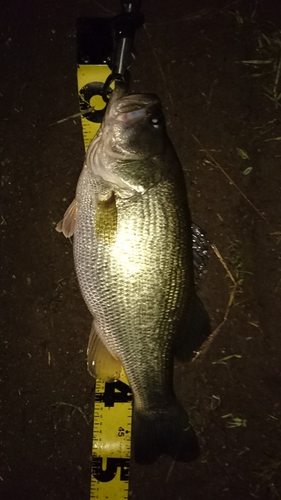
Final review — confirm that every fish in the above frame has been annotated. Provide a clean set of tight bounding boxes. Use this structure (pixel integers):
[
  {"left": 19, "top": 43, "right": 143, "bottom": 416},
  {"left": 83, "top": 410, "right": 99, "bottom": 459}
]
[{"left": 56, "top": 87, "right": 210, "bottom": 463}]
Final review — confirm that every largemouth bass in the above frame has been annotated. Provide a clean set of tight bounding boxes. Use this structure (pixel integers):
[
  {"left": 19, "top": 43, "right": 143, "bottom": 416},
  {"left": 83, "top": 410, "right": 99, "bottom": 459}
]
[{"left": 57, "top": 88, "right": 210, "bottom": 463}]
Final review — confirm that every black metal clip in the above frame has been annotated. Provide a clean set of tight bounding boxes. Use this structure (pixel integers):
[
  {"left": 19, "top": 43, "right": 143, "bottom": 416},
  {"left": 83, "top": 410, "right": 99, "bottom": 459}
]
[
  {"left": 77, "top": 2, "right": 144, "bottom": 122},
  {"left": 102, "top": 0, "right": 144, "bottom": 101}
]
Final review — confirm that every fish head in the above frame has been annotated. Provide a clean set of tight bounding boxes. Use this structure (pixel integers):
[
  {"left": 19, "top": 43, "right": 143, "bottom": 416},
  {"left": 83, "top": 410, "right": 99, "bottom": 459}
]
[
  {"left": 87, "top": 90, "right": 168, "bottom": 196},
  {"left": 106, "top": 91, "right": 166, "bottom": 160}
]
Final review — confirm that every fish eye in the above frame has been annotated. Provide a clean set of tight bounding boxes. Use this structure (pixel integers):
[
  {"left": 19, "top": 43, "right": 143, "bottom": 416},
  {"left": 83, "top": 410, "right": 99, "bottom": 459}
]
[{"left": 150, "top": 117, "right": 161, "bottom": 129}]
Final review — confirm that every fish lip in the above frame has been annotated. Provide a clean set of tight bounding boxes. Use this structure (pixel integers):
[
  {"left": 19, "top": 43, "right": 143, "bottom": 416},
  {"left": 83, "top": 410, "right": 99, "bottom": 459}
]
[
  {"left": 104, "top": 92, "right": 162, "bottom": 127},
  {"left": 104, "top": 89, "right": 162, "bottom": 130},
  {"left": 113, "top": 94, "right": 163, "bottom": 126},
  {"left": 115, "top": 93, "right": 161, "bottom": 114}
]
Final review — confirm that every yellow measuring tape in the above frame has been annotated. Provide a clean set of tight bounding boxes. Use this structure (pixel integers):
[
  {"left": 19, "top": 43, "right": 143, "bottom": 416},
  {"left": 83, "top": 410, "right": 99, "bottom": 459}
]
[{"left": 77, "top": 61, "right": 133, "bottom": 499}]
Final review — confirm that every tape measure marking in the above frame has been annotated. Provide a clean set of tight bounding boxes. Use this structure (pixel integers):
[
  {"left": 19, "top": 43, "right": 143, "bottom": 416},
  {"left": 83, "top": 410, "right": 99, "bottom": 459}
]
[{"left": 77, "top": 62, "right": 133, "bottom": 500}]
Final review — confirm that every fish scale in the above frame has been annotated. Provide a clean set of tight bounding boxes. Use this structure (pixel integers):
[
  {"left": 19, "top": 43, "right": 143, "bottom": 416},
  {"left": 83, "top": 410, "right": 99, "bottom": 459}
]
[{"left": 75, "top": 166, "right": 192, "bottom": 403}]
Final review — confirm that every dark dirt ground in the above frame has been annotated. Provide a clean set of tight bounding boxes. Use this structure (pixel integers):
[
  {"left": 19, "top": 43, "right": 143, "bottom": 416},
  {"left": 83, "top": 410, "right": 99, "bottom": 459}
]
[{"left": 1, "top": 0, "right": 281, "bottom": 499}]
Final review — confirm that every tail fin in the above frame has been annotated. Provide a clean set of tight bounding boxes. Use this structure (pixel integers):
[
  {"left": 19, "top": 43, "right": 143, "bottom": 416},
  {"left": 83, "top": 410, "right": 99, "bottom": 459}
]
[{"left": 133, "top": 404, "right": 199, "bottom": 464}]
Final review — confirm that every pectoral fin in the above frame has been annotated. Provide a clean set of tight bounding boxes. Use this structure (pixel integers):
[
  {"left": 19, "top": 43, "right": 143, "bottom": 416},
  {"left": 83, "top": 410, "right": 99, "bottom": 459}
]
[
  {"left": 95, "top": 191, "right": 117, "bottom": 244},
  {"left": 87, "top": 321, "right": 121, "bottom": 382},
  {"left": 56, "top": 198, "right": 77, "bottom": 238}
]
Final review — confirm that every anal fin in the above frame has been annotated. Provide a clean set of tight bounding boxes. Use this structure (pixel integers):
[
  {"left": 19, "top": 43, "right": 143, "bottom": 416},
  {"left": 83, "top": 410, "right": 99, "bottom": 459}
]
[{"left": 87, "top": 321, "right": 121, "bottom": 382}]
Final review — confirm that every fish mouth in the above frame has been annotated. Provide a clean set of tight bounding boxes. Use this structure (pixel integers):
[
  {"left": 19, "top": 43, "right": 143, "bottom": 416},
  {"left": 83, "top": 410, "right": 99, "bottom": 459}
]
[
  {"left": 116, "top": 93, "right": 160, "bottom": 113},
  {"left": 105, "top": 90, "right": 161, "bottom": 125},
  {"left": 113, "top": 93, "right": 162, "bottom": 126}
]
